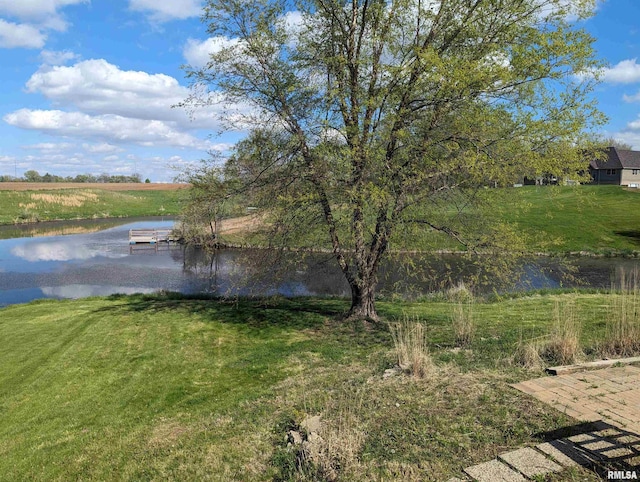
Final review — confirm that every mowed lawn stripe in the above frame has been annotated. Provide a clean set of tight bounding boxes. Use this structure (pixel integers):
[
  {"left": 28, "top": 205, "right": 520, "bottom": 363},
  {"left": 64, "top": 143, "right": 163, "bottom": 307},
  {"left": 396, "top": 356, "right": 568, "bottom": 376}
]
[{"left": 0, "top": 297, "right": 318, "bottom": 481}]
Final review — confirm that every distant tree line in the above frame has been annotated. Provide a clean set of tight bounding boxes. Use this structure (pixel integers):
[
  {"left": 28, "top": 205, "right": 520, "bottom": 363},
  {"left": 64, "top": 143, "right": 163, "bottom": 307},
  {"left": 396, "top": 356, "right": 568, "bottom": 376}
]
[{"left": 0, "top": 170, "right": 144, "bottom": 183}]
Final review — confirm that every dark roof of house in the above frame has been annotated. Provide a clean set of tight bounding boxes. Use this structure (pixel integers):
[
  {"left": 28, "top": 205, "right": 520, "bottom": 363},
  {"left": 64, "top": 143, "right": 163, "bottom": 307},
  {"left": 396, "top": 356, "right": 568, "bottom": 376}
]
[
  {"left": 590, "top": 147, "right": 640, "bottom": 170},
  {"left": 616, "top": 148, "right": 640, "bottom": 168}
]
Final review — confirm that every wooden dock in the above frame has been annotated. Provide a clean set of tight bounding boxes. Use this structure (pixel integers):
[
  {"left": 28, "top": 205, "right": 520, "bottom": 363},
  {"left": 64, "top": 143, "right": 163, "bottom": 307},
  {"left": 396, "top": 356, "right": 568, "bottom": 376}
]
[{"left": 128, "top": 228, "right": 178, "bottom": 245}]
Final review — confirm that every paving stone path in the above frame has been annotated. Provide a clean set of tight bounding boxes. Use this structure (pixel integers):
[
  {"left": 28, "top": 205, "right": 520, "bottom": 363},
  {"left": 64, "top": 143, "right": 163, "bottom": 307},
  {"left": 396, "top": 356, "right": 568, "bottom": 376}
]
[
  {"left": 451, "top": 420, "right": 640, "bottom": 481},
  {"left": 449, "top": 366, "right": 640, "bottom": 481}
]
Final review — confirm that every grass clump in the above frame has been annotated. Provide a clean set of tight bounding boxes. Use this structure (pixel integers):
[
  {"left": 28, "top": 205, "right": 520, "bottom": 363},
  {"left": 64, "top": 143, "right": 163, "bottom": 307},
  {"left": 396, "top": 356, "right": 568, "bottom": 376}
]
[
  {"left": 600, "top": 268, "right": 640, "bottom": 357},
  {"left": 512, "top": 300, "right": 582, "bottom": 368},
  {"left": 302, "top": 389, "right": 365, "bottom": 482},
  {"left": 445, "top": 281, "right": 474, "bottom": 302},
  {"left": 512, "top": 337, "right": 545, "bottom": 370},
  {"left": 388, "top": 316, "right": 434, "bottom": 378},
  {"left": 451, "top": 299, "right": 475, "bottom": 348},
  {"left": 539, "top": 300, "right": 583, "bottom": 366}
]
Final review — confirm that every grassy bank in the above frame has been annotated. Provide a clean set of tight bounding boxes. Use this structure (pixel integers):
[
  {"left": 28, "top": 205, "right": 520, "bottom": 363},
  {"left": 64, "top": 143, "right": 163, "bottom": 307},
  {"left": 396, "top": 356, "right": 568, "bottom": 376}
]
[
  {"left": 0, "top": 187, "right": 184, "bottom": 224},
  {"left": 1, "top": 292, "right": 624, "bottom": 481},
  {"left": 502, "top": 185, "right": 640, "bottom": 254},
  {"left": 2, "top": 184, "right": 639, "bottom": 256},
  {"left": 210, "top": 185, "right": 640, "bottom": 256}
]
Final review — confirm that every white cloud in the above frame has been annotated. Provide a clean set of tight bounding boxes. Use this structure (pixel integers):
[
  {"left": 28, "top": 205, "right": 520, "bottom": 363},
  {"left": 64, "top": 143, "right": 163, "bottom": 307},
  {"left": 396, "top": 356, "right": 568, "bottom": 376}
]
[
  {"left": 610, "top": 117, "right": 640, "bottom": 150},
  {"left": 183, "top": 37, "right": 240, "bottom": 68},
  {"left": 40, "top": 49, "right": 79, "bottom": 65},
  {"left": 82, "top": 143, "right": 122, "bottom": 154},
  {"left": 279, "top": 10, "right": 304, "bottom": 35},
  {"left": 0, "top": 0, "right": 87, "bottom": 49},
  {"left": 183, "top": 11, "right": 303, "bottom": 67},
  {"left": 7, "top": 59, "right": 245, "bottom": 179},
  {"left": 4, "top": 109, "right": 211, "bottom": 149},
  {"left": 601, "top": 58, "right": 640, "bottom": 84},
  {"left": 129, "top": 0, "right": 202, "bottom": 22},
  {"left": 607, "top": 133, "right": 640, "bottom": 150},
  {"left": 26, "top": 59, "right": 186, "bottom": 120},
  {"left": 0, "top": 0, "right": 87, "bottom": 21},
  {"left": 538, "top": 0, "right": 602, "bottom": 23},
  {"left": 24, "top": 59, "right": 230, "bottom": 129},
  {"left": 23, "top": 142, "right": 73, "bottom": 151},
  {"left": 0, "top": 19, "right": 45, "bottom": 48},
  {"left": 624, "top": 92, "right": 640, "bottom": 103},
  {"left": 12, "top": 241, "right": 127, "bottom": 262}
]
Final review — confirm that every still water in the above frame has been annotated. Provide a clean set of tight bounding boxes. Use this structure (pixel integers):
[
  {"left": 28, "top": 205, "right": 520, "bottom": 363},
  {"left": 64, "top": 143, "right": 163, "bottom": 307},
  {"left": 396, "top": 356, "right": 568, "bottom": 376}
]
[{"left": 0, "top": 218, "right": 639, "bottom": 307}]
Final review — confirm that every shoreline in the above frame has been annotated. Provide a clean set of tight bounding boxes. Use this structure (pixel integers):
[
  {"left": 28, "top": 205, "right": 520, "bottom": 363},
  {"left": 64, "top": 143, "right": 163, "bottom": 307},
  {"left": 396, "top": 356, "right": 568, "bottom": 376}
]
[{"left": 194, "top": 239, "right": 640, "bottom": 259}]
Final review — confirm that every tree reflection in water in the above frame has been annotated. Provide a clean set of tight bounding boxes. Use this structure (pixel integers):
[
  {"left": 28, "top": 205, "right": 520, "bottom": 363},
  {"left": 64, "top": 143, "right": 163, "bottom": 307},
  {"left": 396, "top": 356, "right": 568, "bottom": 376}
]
[{"left": 168, "top": 245, "right": 628, "bottom": 298}]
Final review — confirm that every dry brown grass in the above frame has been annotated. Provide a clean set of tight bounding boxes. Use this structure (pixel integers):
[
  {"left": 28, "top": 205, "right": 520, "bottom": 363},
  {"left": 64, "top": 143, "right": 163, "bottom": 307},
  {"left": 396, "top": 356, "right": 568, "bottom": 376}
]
[
  {"left": 540, "top": 300, "right": 583, "bottom": 366},
  {"left": 302, "top": 391, "right": 365, "bottom": 482},
  {"left": 147, "top": 419, "right": 191, "bottom": 449},
  {"left": 0, "top": 182, "right": 189, "bottom": 191},
  {"left": 512, "top": 300, "right": 583, "bottom": 368},
  {"left": 16, "top": 226, "right": 106, "bottom": 237},
  {"left": 217, "top": 214, "right": 264, "bottom": 235},
  {"left": 511, "top": 338, "right": 545, "bottom": 370},
  {"left": 600, "top": 268, "right": 640, "bottom": 357},
  {"left": 25, "top": 191, "right": 99, "bottom": 207},
  {"left": 451, "top": 300, "right": 475, "bottom": 348},
  {"left": 388, "top": 316, "right": 434, "bottom": 378}
]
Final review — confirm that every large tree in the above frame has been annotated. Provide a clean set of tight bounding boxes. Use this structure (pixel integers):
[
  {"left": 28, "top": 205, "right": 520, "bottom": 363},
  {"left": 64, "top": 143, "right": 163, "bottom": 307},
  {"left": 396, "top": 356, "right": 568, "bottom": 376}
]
[{"left": 183, "top": 0, "right": 604, "bottom": 319}]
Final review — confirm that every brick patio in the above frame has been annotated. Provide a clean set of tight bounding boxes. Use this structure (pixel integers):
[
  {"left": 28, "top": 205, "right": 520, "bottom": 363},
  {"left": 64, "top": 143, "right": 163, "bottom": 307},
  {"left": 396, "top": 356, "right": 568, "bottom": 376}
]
[
  {"left": 512, "top": 365, "right": 640, "bottom": 433},
  {"left": 448, "top": 367, "right": 640, "bottom": 481}
]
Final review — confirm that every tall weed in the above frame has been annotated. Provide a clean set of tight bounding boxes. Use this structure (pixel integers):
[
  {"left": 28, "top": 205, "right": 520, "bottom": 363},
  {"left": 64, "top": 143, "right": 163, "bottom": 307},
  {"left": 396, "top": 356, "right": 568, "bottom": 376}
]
[
  {"left": 388, "top": 316, "right": 434, "bottom": 378},
  {"left": 451, "top": 300, "right": 475, "bottom": 348},
  {"left": 539, "top": 300, "right": 582, "bottom": 365},
  {"left": 600, "top": 268, "right": 640, "bottom": 357}
]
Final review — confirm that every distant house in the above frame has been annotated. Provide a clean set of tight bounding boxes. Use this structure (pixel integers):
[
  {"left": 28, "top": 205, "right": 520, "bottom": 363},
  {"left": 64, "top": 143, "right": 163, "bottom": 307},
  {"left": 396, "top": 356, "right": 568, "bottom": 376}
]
[{"left": 590, "top": 147, "right": 640, "bottom": 186}]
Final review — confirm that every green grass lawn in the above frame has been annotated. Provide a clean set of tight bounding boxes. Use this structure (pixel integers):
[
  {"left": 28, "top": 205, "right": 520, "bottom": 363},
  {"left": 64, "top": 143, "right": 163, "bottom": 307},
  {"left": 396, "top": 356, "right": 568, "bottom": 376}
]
[
  {"left": 229, "top": 185, "right": 640, "bottom": 256},
  {"left": 497, "top": 185, "right": 640, "bottom": 254},
  {"left": 0, "top": 293, "right": 619, "bottom": 481},
  {"left": 0, "top": 189, "right": 184, "bottom": 225}
]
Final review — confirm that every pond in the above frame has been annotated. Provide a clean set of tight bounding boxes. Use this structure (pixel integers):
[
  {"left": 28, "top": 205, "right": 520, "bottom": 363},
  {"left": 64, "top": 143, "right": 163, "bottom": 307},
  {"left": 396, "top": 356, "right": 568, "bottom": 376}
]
[{"left": 0, "top": 217, "right": 639, "bottom": 307}]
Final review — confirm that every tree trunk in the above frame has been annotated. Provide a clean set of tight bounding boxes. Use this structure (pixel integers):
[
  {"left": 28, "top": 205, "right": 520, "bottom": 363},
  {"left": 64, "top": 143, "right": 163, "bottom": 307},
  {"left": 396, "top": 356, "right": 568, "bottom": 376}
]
[{"left": 347, "top": 280, "right": 379, "bottom": 321}]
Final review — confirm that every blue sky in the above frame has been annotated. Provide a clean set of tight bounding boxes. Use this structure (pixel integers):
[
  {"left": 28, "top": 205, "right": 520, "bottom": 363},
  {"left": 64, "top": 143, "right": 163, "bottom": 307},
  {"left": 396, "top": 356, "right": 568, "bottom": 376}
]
[{"left": 0, "top": 0, "right": 638, "bottom": 182}]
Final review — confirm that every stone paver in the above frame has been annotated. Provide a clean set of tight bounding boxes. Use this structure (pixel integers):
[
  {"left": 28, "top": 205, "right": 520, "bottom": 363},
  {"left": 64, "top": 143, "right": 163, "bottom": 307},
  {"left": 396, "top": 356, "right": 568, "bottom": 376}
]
[
  {"left": 536, "top": 441, "right": 581, "bottom": 467},
  {"left": 512, "top": 366, "right": 640, "bottom": 431},
  {"left": 498, "top": 447, "right": 562, "bottom": 478},
  {"left": 463, "top": 426, "right": 640, "bottom": 481},
  {"left": 464, "top": 459, "right": 526, "bottom": 482}
]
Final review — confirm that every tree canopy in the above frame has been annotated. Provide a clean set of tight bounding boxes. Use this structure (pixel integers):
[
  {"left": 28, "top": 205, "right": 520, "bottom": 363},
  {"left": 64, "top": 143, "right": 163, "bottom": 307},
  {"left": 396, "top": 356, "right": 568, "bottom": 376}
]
[{"left": 183, "top": 0, "right": 605, "bottom": 319}]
